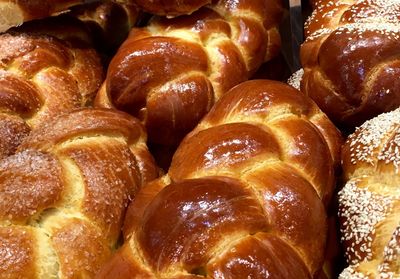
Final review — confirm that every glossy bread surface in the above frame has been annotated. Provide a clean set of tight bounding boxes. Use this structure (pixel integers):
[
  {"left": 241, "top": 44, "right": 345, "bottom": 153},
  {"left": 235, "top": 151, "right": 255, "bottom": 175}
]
[
  {"left": 97, "top": 80, "right": 342, "bottom": 278},
  {"left": 96, "top": 0, "right": 283, "bottom": 146},
  {"left": 301, "top": 0, "right": 400, "bottom": 129}
]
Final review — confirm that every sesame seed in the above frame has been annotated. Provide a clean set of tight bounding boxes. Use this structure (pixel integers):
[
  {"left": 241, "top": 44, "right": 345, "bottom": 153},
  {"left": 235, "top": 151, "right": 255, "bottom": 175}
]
[{"left": 347, "top": 108, "right": 400, "bottom": 172}]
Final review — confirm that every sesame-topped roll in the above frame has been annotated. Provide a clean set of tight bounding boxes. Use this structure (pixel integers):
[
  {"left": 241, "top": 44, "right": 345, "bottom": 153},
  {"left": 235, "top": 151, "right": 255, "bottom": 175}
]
[
  {"left": 301, "top": 0, "right": 400, "bottom": 130},
  {"left": 338, "top": 108, "right": 400, "bottom": 278}
]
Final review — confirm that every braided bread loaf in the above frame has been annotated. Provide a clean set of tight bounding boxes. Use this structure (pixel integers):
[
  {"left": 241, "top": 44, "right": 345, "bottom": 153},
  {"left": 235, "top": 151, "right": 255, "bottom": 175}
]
[
  {"left": 97, "top": 80, "right": 342, "bottom": 278},
  {"left": 131, "top": 0, "right": 210, "bottom": 17},
  {"left": 95, "top": 0, "right": 283, "bottom": 146},
  {"left": 338, "top": 108, "right": 400, "bottom": 278},
  {"left": 0, "top": 29, "right": 103, "bottom": 159},
  {"left": 300, "top": 0, "right": 400, "bottom": 130},
  {"left": 0, "top": 108, "right": 158, "bottom": 278},
  {"left": 0, "top": 0, "right": 97, "bottom": 33}
]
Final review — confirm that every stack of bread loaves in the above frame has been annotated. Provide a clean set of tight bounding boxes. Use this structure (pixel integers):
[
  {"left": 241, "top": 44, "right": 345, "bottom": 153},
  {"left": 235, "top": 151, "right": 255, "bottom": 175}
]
[{"left": 300, "top": 0, "right": 400, "bottom": 130}]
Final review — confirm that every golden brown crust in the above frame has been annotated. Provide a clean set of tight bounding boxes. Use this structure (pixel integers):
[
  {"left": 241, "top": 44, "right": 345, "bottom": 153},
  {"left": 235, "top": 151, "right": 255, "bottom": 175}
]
[
  {"left": 207, "top": 234, "right": 312, "bottom": 278},
  {"left": 169, "top": 123, "right": 281, "bottom": 179},
  {"left": 0, "top": 114, "right": 30, "bottom": 158},
  {"left": 96, "top": 244, "right": 154, "bottom": 279},
  {"left": 338, "top": 108, "right": 400, "bottom": 278},
  {"left": 137, "top": 178, "right": 268, "bottom": 271},
  {"left": 301, "top": 0, "right": 400, "bottom": 130},
  {"left": 0, "top": 30, "right": 103, "bottom": 160},
  {"left": 98, "top": 80, "right": 342, "bottom": 278},
  {"left": 59, "top": 142, "right": 140, "bottom": 241},
  {"left": 243, "top": 164, "right": 328, "bottom": 271},
  {"left": 0, "top": 150, "right": 63, "bottom": 224},
  {"left": 191, "top": 80, "right": 342, "bottom": 202},
  {"left": 122, "top": 178, "right": 168, "bottom": 239},
  {"left": 96, "top": 0, "right": 283, "bottom": 146},
  {"left": 0, "top": 226, "right": 37, "bottom": 277},
  {"left": 19, "top": 108, "right": 144, "bottom": 150},
  {"left": 51, "top": 219, "right": 112, "bottom": 279},
  {"left": 0, "top": 108, "right": 158, "bottom": 278}
]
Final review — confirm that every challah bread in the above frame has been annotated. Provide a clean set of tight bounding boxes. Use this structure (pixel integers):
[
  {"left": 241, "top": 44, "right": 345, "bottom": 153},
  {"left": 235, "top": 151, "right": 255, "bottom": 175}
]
[
  {"left": 96, "top": 80, "right": 342, "bottom": 278},
  {"left": 131, "top": 0, "right": 210, "bottom": 17},
  {"left": 0, "top": 29, "right": 102, "bottom": 159},
  {"left": 0, "top": 0, "right": 97, "bottom": 33},
  {"left": 0, "top": 108, "right": 158, "bottom": 278},
  {"left": 95, "top": 0, "right": 283, "bottom": 146},
  {"left": 338, "top": 108, "right": 400, "bottom": 278},
  {"left": 300, "top": 0, "right": 400, "bottom": 130}
]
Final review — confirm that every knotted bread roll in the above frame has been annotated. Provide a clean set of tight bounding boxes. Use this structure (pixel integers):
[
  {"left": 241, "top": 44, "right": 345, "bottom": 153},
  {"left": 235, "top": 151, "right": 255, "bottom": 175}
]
[
  {"left": 97, "top": 80, "right": 342, "bottom": 278},
  {"left": 301, "top": 0, "right": 400, "bottom": 130},
  {"left": 0, "top": 108, "right": 158, "bottom": 278},
  {"left": 339, "top": 107, "right": 400, "bottom": 278},
  {"left": 95, "top": 0, "right": 283, "bottom": 146}
]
